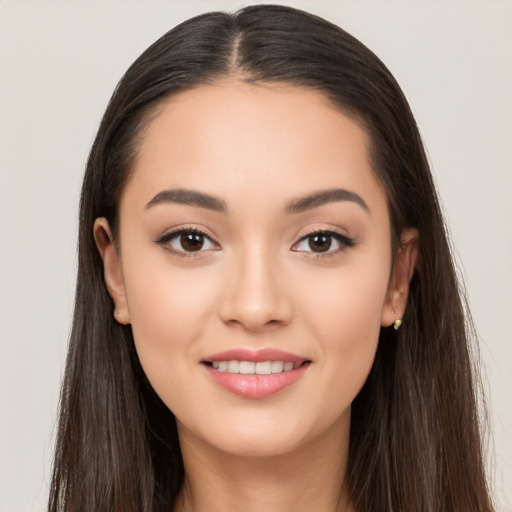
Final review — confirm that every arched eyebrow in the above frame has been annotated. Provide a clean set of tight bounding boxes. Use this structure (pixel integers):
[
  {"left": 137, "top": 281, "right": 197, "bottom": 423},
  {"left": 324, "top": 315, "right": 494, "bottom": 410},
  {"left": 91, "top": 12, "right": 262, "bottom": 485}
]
[
  {"left": 285, "top": 188, "right": 369, "bottom": 214},
  {"left": 145, "top": 189, "right": 227, "bottom": 212},
  {"left": 145, "top": 187, "right": 368, "bottom": 214}
]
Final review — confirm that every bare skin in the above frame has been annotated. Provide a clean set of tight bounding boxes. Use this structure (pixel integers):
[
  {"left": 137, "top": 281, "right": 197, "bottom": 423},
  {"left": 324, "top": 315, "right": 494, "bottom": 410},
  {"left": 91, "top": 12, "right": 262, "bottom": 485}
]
[
  {"left": 95, "top": 80, "right": 418, "bottom": 512},
  {"left": 175, "top": 417, "right": 351, "bottom": 512}
]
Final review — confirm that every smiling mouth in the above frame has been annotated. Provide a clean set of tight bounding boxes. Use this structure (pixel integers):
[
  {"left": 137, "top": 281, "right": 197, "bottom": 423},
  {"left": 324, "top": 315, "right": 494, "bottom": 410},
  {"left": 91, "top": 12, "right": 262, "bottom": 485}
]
[
  {"left": 202, "top": 352, "right": 311, "bottom": 398},
  {"left": 203, "top": 360, "right": 310, "bottom": 375}
]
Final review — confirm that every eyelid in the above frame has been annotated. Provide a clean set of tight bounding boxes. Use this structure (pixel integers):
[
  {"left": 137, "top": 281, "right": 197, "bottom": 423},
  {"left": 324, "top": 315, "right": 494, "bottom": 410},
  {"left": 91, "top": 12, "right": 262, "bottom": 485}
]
[
  {"left": 291, "top": 228, "right": 356, "bottom": 257},
  {"left": 155, "top": 226, "right": 220, "bottom": 256}
]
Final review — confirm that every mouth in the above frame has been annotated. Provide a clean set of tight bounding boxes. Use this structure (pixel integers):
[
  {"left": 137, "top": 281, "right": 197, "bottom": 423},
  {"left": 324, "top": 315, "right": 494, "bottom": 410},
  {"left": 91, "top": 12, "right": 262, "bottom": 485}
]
[{"left": 201, "top": 348, "right": 311, "bottom": 399}]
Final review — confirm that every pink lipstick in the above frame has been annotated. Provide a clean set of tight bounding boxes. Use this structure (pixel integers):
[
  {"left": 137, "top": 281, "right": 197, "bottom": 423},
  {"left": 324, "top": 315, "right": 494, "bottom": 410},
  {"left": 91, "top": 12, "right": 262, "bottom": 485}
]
[{"left": 201, "top": 348, "right": 311, "bottom": 399}]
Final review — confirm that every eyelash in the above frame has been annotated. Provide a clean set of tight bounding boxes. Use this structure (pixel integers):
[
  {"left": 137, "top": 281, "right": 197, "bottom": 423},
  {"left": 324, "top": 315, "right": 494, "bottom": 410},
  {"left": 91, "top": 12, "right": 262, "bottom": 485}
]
[
  {"left": 155, "top": 227, "right": 219, "bottom": 258},
  {"left": 292, "top": 229, "right": 356, "bottom": 259},
  {"left": 155, "top": 227, "right": 356, "bottom": 258}
]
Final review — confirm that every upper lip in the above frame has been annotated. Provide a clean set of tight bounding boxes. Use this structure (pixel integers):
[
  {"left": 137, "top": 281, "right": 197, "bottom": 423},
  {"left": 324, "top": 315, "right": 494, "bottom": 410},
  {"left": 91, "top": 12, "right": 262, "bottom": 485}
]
[{"left": 201, "top": 348, "right": 310, "bottom": 364}]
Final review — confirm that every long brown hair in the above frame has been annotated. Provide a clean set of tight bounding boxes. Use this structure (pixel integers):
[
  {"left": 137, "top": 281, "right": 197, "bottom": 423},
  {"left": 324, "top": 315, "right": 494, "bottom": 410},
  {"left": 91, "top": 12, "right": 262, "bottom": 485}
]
[{"left": 48, "top": 5, "right": 493, "bottom": 511}]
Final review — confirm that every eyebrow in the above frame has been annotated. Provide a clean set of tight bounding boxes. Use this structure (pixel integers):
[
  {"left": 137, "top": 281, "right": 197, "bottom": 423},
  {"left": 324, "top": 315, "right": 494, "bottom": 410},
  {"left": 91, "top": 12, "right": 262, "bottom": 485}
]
[
  {"left": 144, "top": 187, "right": 368, "bottom": 215},
  {"left": 145, "top": 189, "right": 227, "bottom": 212},
  {"left": 285, "top": 188, "right": 369, "bottom": 214}
]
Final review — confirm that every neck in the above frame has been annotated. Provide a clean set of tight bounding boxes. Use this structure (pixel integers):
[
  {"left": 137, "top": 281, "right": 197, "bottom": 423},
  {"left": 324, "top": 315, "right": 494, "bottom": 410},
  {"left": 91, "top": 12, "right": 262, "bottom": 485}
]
[{"left": 175, "top": 418, "right": 353, "bottom": 512}]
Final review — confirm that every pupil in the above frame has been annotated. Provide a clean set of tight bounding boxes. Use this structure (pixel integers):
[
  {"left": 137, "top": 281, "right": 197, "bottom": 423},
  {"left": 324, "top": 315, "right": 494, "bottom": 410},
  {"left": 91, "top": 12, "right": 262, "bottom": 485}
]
[
  {"left": 181, "top": 233, "right": 204, "bottom": 252},
  {"left": 309, "top": 234, "right": 331, "bottom": 252}
]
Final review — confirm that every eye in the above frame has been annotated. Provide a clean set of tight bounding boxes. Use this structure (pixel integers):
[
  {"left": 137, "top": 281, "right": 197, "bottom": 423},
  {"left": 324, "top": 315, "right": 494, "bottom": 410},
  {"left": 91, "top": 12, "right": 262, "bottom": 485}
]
[
  {"left": 292, "top": 230, "right": 355, "bottom": 255},
  {"left": 156, "top": 228, "right": 219, "bottom": 254}
]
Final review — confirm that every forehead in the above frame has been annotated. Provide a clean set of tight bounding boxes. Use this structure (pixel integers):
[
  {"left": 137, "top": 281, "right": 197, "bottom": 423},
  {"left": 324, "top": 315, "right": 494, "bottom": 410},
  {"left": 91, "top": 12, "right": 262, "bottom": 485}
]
[{"left": 122, "top": 80, "right": 387, "bottom": 215}]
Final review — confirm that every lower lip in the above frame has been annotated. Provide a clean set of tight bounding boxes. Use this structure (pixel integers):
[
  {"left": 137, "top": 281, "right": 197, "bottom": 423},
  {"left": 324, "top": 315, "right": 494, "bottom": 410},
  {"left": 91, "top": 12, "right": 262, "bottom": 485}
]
[{"left": 203, "top": 363, "right": 310, "bottom": 399}]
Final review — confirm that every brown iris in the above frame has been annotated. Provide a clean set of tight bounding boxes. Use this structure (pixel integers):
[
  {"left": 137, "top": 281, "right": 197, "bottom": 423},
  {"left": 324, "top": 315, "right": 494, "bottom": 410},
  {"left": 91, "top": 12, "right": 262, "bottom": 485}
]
[
  {"left": 308, "top": 233, "right": 332, "bottom": 253},
  {"left": 180, "top": 232, "right": 205, "bottom": 252}
]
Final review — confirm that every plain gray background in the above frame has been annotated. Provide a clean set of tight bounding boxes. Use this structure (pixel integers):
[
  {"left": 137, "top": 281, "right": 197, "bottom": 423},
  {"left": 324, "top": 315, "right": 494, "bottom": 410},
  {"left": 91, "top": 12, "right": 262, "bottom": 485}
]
[{"left": 1, "top": 1, "right": 511, "bottom": 511}]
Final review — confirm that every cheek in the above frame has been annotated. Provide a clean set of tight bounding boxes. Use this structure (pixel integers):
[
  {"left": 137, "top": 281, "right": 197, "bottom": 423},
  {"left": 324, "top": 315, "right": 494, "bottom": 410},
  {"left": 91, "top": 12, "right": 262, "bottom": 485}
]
[
  {"left": 295, "top": 256, "right": 390, "bottom": 395},
  {"left": 127, "top": 262, "right": 215, "bottom": 334},
  {"left": 297, "top": 252, "right": 390, "bottom": 331},
  {"left": 121, "top": 253, "right": 219, "bottom": 397}
]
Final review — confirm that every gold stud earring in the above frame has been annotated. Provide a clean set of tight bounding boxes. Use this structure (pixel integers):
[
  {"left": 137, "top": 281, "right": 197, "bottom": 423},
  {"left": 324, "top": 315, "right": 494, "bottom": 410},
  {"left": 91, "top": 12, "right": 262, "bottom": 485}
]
[{"left": 392, "top": 310, "right": 402, "bottom": 330}]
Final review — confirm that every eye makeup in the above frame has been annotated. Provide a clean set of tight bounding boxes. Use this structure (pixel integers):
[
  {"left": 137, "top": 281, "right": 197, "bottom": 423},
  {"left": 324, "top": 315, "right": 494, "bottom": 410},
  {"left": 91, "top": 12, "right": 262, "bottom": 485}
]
[
  {"left": 154, "top": 224, "right": 357, "bottom": 262},
  {"left": 155, "top": 227, "right": 220, "bottom": 257},
  {"left": 291, "top": 229, "right": 357, "bottom": 259}
]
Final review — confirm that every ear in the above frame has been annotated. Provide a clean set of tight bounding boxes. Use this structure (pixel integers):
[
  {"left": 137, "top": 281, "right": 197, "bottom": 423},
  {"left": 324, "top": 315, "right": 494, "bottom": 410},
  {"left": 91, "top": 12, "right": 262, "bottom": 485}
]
[
  {"left": 93, "top": 218, "right": 131, "bottom": 325},
  {"left": 381, "top": 228, "right": 419, "bottom": 327}
]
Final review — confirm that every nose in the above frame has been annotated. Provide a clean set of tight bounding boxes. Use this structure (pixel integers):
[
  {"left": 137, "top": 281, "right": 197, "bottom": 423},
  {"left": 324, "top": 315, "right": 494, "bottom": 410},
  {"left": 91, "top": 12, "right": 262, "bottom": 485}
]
[{"left": 219, "top": 246, "right": 293, "bottom": 332}]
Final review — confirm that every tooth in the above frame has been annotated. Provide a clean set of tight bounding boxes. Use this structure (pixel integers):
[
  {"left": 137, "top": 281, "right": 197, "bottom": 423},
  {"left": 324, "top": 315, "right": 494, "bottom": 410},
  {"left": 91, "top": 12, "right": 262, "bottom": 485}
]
[
  {"left": 213, "top": 360, "right": 299, "bottom": 374},
  {"left": 239, "top": 361, "right": 255, "bottom": 374},
  {"left": 227, "top": 360, "right": 240, "bottom": 373},
  {"left": 271, "top": 361, "right": 284, "bottom": 373},
  {"left": 255, "top": 361, "right": 272, "bottom": 375}
]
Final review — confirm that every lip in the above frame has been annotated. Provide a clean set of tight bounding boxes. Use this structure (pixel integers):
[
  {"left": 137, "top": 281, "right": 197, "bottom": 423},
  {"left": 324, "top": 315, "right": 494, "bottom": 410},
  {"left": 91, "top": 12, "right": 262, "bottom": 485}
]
[
  {"left": 201, "top": 348, "right": 311, "bottom": 399},
  {"left": 201, "top": 347, "right": 308, "bottom": 364}
]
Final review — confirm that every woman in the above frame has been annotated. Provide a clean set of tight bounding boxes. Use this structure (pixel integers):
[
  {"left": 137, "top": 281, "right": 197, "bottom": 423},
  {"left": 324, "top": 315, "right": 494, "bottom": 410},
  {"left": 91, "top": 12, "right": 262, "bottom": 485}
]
[{"left": 48, "top": 5, "right": 493, "bottom": 511}]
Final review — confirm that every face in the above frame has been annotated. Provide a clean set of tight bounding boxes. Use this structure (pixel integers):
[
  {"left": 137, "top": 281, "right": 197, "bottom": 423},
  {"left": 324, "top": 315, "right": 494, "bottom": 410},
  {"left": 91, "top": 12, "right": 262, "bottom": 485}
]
[{"left": 96, "top": 80, "right": 413, "bottom": 457}]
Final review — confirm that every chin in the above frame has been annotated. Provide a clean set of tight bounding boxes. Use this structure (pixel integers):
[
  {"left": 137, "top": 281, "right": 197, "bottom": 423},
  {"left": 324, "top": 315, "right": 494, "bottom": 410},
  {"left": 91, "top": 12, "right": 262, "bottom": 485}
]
[
  {"left": 205, "top": 430, "right": 309, "bottom": 458},
  {"left": 177, "top": 405, "right": 351, "bottom": 460}
]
